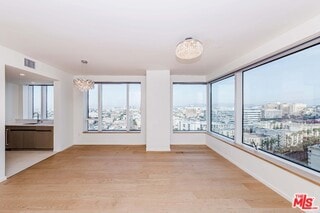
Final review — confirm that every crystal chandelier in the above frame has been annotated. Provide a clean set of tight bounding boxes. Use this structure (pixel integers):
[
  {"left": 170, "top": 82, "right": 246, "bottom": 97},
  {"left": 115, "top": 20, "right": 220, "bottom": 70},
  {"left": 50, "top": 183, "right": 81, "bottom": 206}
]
[
  {"left": 73, "top": 60, "right": 94, "bottom": 92},
  {"left": 176, "top": 37, "right": 203, "bottom": 60}
]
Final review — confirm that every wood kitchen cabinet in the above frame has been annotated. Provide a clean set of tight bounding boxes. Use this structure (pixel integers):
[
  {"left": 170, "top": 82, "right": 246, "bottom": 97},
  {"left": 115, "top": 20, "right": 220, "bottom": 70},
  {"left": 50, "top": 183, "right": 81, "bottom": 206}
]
[
  {"left": 6, "top": 129, "right": 24, "bottom": 149},
  {"left": 5, "top": 125, "right": 53, "bottom": 150},
  {"left": 35, "top": 127, "right": 54, "bottom": 149}
]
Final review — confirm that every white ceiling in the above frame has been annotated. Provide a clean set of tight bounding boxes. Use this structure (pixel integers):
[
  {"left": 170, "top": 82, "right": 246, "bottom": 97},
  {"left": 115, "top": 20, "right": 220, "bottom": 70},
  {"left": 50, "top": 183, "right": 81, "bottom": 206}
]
[
  {"left": 5, "top": 65, "right": 55, "bottom": 85},
  {"left": 0, "top": 0, "right": 320, "bottom": 76}
]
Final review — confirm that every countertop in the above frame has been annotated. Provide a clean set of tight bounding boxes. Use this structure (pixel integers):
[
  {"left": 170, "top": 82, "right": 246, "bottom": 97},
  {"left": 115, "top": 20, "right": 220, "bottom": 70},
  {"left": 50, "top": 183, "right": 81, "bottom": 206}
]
[{"left": 5, "top": 123, "right": 54, "bottom": 127}]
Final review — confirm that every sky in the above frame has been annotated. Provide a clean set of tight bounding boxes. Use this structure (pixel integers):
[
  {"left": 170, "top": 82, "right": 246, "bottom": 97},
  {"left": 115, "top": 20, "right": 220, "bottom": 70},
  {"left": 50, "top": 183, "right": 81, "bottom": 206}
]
[
  {"left": 33, "top": 85, "right": 54, "bottom": 116},
  {"left": 47, "top": 86, "right": 54, "bottom": 111},
  {"left": 173, "top": 84, "right": 207, "bottom": 107},
  {"left": 33, "top": 86, "right": 42, "bottom": 113},
  {"left": 88, "top": 83, "right": 141, "bottom": 108},
  {"left": 244, "top": 44, "right": 320, "bottom": 106},
  {"left": 211, "top": 76, "right": 234, "bottom": 106}
]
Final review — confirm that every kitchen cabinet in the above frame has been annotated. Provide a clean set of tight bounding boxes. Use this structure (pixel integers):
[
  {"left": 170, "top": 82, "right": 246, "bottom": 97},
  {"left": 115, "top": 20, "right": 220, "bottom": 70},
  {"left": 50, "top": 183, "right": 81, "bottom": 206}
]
[
  {"left": 35, "top": 127, "right": 54, "bottom": 149},
  {"left": 6, "top": 125, "right": 53, "bottom": 150},
  {"left": 6, "top": 129, "right": 24, "bottom": 149}
]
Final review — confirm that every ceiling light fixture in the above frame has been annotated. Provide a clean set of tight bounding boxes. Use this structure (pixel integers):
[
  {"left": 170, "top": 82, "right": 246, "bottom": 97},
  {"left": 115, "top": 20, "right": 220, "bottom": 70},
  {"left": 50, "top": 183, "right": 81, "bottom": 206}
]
[
  {"left": 176, "top": 37, "right": 203, "bottom": 60},
  {"left": 73, "top": 60, "right": 94, "bottom": 92},
  {"left": 19, "top": 73, "right": 25, "bottom": 76}
]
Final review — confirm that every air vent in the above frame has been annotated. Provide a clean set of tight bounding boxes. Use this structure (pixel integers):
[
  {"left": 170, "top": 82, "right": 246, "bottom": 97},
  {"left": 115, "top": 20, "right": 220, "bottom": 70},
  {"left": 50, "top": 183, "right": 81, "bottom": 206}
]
[{"left": 24, "top": 58, "right": 35, "bottom": 69}]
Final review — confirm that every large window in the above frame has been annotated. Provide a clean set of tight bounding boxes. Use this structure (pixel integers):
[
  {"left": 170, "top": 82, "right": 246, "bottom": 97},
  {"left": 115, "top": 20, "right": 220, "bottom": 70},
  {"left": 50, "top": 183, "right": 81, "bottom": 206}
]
[
  {"left": 102, "top": 84, "right": 127, "bottom": 130},
  {"left": 210, "top": 76, "right": 235, "bottom": 139},
  {"left": 29, "top": 85, "right": 54, "bottom": 120},
  {"left": 172, "top": 83, "right": 207, "bottom": 131},
  {"left": 243, "top": 43, "right": 320, "bottom": 172},
  {"left": 87, "top": 82, "right": 141, "bottom": 132},
  {"left": 87, "top": 84, "right": 99, "bottom": 131}
]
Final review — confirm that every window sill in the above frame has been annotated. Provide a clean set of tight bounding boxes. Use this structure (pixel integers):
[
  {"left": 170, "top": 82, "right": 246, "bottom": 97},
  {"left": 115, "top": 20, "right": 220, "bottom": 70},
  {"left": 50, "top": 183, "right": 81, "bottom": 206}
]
[
  {"left": 207, "top": 131, "right": 234, "bottom": 143},
  {"left": 173, "top": 131, "right": 207, "bottom": 134},
  {"left": 206, "top": 132, "right": 320, "bottom": 186},
  {"left": 82, "top": 131, "right": 141, "bottom": 134}
]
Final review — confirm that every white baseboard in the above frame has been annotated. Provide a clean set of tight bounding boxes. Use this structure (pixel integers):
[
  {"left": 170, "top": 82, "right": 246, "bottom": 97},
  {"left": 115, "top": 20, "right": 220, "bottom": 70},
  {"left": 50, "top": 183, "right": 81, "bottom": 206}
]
[
  {"left": 0, "top": 176, "right": 7, "bottom": 182},
  {"left": 54, "top": 144, "right": 73, "bottom": 152},
  {"left": 146, "top": 146, "right": 171, "bottom": 152}
]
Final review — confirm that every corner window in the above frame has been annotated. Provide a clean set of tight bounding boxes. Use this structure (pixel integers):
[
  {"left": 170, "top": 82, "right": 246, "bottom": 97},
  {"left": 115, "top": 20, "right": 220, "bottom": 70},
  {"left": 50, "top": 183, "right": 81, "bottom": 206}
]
[
  {"left": 29, "top": 85, "right": 54, "bottom": 120},
  {"left": 210, "top": 76, "right": 235, "bottom": 139},
  {"left": 172, "top": 83, "right": 207, "bottom": 131},
  {"left": 243, "top": 43, "right": 320, "bottom": 172},
  {"left": 86, "top": 82, "right": 141, "bottom": 132}
]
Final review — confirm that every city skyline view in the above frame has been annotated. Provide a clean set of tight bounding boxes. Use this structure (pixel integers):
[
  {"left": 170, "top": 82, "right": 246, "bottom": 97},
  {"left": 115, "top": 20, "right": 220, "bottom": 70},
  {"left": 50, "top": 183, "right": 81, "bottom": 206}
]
[
  {"left": 87, "top": 83, "right": 141, "bottom": 131},
  {"left": 243, "top": 43, "right": 320, "bottom": 172},
  {"left": 32, "top": 85, "right": 54, "bottom": 119},
  {"left": 211, "top": 76, "right": 235, "bottom": 139},
  {"left": 173, "top": 84, "right": 207, "bottom": 131}
]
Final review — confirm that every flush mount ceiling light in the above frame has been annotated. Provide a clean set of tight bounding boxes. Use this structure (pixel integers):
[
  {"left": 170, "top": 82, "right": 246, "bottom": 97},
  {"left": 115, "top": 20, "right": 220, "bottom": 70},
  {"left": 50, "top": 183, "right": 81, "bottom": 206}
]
[
  {"left": 175, "top": 37, "right": 203, "bottom": 60},
  {"left": 73, "top": 60, "right": 94, "bottom": 92}
]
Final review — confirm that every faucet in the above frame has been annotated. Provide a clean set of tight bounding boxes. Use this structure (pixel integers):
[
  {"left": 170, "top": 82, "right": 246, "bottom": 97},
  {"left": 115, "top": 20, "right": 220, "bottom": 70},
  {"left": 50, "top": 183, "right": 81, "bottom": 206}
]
[{"left": 33, "top": 112, "right": 41, "bottom": 123}]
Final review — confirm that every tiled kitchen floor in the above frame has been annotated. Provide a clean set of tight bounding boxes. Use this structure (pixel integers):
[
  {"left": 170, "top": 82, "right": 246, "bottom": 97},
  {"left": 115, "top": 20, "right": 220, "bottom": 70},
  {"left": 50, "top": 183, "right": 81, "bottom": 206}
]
[{"left": 5, "top": 150, "right": 55, "bottom": 177}]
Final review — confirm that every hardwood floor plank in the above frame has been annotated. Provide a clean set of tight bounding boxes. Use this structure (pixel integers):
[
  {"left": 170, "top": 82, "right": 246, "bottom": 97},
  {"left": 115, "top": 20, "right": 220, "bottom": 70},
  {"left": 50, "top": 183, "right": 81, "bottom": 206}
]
[{"left": 0, "top": 145, "right": 298, "bottom": 212}]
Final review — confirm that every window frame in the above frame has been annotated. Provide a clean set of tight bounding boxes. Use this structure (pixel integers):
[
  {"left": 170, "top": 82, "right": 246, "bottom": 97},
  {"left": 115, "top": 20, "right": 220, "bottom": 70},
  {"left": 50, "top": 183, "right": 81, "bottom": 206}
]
[
  {"left": 46, "top": 85, "right": 54, "bottom": 119},
  {"left": 241, "top": 40, "right": 320, "bottom": 173},
  {"left": 28, "top": 84, "right": 54, "bottom": 120},
  {"left": 172, "top": 82, "right": 208, "bottom": 132},
  {"left": 85, "top": 82, "right": 141, "bottom": 132},
  {"left": 209, "top": 74, "right": 236, "bottom": 140}
]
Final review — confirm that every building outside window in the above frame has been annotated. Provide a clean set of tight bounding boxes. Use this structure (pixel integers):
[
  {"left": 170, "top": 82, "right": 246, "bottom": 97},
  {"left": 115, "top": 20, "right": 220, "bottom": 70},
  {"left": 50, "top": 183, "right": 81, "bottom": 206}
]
[
  {"left": 243, "top": 43, "right": 320, "bottom": 172},
  {"left": 172, "top": 83, "right": 207, "bottom": 131},
  {"left": 101, "top": 84, "right": 127, "bottom": 131},
  {"left": 87, "top": 82, "right": 141, "bottom": 132},
  {"left": 128, "top": 84, "right": 141, "bottom": 131},
  {"left": 87, "top": 84, "right": 99, "bottom": 131},
  {"left": 29, "top": 85, "right": 54, "bottom": 120},
  {"left": 210, "top": 76, "right": 235, "bottom": 139}
]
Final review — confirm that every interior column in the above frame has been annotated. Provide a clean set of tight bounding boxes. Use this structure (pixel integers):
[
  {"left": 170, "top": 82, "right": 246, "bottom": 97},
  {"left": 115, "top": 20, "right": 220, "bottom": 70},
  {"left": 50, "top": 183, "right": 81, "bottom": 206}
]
[{"left": 146, "top": 70, "right": 171, "bottom": 151}]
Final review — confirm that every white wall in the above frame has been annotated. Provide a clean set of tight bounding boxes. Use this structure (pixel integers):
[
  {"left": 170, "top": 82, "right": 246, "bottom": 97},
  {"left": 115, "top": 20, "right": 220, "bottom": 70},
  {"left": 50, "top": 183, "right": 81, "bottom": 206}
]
[
  {"left": 5, "top": 82, "right": 21, "bottom": 122},
  {"left": 146, "top": 70, "right": 171, "bottom": 151},
  {"left": 73, "top": 75, "right": 146, "bottom": 145},
  {"left": 206, "top": 135, "right": 320, "bottom": 206},
  {"left": 53, "top": 78, "right": 74, "bottom": 151},
  {"left": 0, "top": 62, "right": 5, "bottom": 181},
  {"left": 0, "top": 44, "right": 74, "bottom": 180},
  {"left": 171, "top": 133, "right": 206, "bottom": 145}
]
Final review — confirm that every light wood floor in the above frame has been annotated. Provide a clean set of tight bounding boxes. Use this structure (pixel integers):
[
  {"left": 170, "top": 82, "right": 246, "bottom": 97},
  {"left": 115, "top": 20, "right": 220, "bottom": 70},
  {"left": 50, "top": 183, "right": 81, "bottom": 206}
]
[{"left": 0, "top": 145, "right": 298, "bottom": 212}]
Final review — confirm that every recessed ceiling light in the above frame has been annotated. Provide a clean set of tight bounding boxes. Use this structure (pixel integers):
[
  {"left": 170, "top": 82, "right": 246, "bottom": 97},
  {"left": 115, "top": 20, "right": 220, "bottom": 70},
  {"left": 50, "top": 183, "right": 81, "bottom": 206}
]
[{"left": 19, "top": 73, "right": 25, "bottom": 76}]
